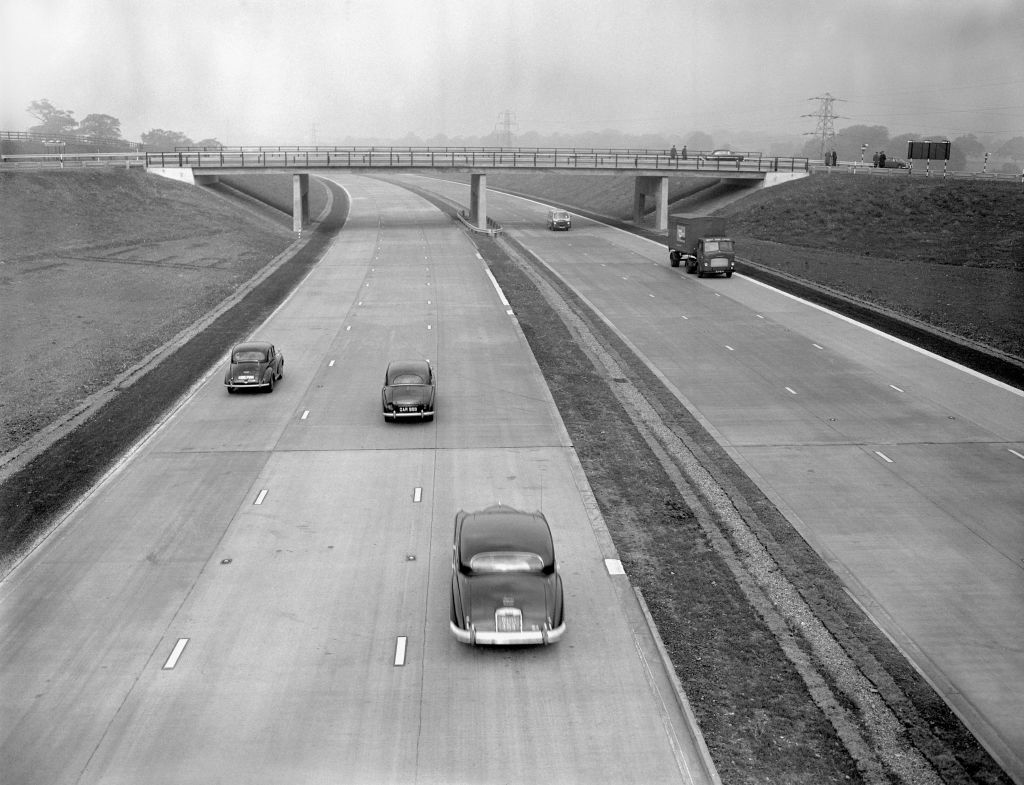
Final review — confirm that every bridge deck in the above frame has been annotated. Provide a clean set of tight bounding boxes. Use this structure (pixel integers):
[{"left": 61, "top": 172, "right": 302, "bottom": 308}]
[{"left": 145, "top": 147, "right": 807, "bottom": 177}]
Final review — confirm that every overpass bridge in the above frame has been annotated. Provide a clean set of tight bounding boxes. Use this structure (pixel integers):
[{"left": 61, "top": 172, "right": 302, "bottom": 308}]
[{"left": 146, "top": 146, "right": 809, "bottom": 232}]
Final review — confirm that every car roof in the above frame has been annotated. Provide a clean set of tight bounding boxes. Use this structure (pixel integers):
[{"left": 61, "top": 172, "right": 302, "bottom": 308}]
[
  {"left": 232, "top": 341, "right": 273, "bottom": 353},
  {"left": 387, "top": 359, "right": 431, "bottom": 377},
  {"left": 458, "top": 505, "right": 554, "bottom": 565}
]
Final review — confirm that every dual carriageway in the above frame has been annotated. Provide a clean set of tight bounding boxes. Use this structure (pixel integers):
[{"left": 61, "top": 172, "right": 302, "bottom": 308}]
[{"left": 0, "top": 162, "right": 1022, "bottom": 783}]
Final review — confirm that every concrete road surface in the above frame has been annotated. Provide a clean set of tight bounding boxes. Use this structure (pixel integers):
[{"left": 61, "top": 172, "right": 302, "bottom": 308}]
[
  {"left": 0, "top": 176, "right": 718, "bottom": 785},
  {"left": 405, "top": 175, "right": 1024, "bottom": 782}
]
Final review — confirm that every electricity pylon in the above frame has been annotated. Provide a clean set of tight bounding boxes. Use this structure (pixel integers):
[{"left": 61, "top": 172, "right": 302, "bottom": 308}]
[
  {"left": 803, "top": 93, "right": 845, "bottom": 161},
  {"left": 494, "top": 110, "right": 518, "bottom": 147}
]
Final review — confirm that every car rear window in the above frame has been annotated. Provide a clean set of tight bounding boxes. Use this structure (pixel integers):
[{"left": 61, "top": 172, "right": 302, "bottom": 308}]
[
  {"left": 468, "top": 551, "right": 545, "bottom": 573},
  {"left": 233, "top": 350, "right": 266, "bottom": 362},
  {"left": 390, "top": 373, "right": 426, "bottom": 384}
]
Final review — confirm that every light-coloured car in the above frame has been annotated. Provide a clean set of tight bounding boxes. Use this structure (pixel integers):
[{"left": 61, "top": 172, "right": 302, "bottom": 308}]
[{"left": 547, "top": 210, "right": 572, "bottom": 231}]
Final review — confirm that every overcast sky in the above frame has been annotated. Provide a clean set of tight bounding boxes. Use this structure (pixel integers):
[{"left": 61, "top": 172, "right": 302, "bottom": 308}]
[{"left": 2, "top": 0, "right": 1022, "bottom": 145}]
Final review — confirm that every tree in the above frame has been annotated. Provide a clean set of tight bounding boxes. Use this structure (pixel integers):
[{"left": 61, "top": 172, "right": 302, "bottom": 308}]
[
  {"left": 78, "top": 113, "right": 122, "bottom": 139},
  {"left": 953, "top": 134, "right": 985, "bottom": 159},
  {"left": 140, "top": 129, "right": 194, "bottom": 150},
  {"left": 193, "top": 138, "right": 223, "bottom": 148},
  {"left": 995, "top": 137, "right": 1024, "bottom": 160},
  {"left": 27, "top": 98, "right": 77, "bottom": 135},
  {"left": 830, "top": 124, "right": 891, "bottom": 162},
  {"left": 684, "top": 131, "right": 714, "bottom": 151}
]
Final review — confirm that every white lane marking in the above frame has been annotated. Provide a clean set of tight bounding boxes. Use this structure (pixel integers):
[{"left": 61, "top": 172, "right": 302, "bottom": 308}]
[
  {"left": 812, "top": 343, "right": 824, "bottom": 350},
  {"left": 756, "top": 314, "right": 765, "bottom": 319},
  {"left": 680, "top": 315, "right": 689, "bottom": 320},
  {"left": 875, "top": 451, "right": 894, "bottom": 463},
  {"left": 329, "top": 360, "right": 336, "bottom": 367},
  {"left": 394, "top": 637, "right": 408, "bottom": 666},
  {"left": 427, "top": 324, "right": 432, "bottom": 330},
  {"left": 649, "top": 293, "right": 655, "bottom": 298},
  {"left": 714, "top": 293, "right": 721, "bottom": 297},
  {"left": 346, "top": 325, "right": 352, "bottom": 331},
  {"left": 737, "top": 272, "right": 1024, "bottom": 398},
  {"left": 1008, "top": 449, "right": 1024, "bottom": 460},
  {"left": 254, "top": 489, "right": 268, "bottom": 505},
  {"left": 605, "top": 558, "right": 626, "bottom": 575},
  {"left": 162, "top": 638, "right": 189, "bottom": 670},
  {"left": 475, "top": 252, "right": 483, "bottom": 260},
  {"left": 890, "top": 384, "right": 904, "bottom": 392},
  {"left": 785, "top": 387, "right": 797, "bottom": 395},
  {"left": 725, "top": 345, "right": 734, "bottom": 351},
  {"left": 301, "top": 410, "right": 309, "bottom": 420},
  {"left": 484, "top": 268, "right": 512, "bottom": 309},
  {"left": 413, "top": 487, "right": 422, "bottom": 503}
]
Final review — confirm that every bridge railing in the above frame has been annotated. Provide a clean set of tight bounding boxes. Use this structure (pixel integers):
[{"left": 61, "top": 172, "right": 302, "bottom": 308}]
[{"left": 145, "top": 147, "right": 809, "bottom": 173}]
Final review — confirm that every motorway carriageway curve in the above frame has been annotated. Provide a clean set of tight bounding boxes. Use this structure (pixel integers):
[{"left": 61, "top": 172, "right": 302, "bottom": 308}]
[{"left": 0, "top": 175, "right": 718, "bottom": 784}]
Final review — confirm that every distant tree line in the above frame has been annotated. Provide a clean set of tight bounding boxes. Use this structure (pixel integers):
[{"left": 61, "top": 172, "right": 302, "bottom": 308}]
[
  {"left": 24, "top": 98, "right": 222, "bottom": 150},
  {"left": 801, "top": 124, "right": 1024, "bottom": 172},
  {"left": 21, "top": 97, "right": 1024, "bottom": 170}
]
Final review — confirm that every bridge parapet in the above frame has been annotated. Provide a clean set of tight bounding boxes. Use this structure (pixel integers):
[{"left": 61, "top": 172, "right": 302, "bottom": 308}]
[{"left": 145, "top": 146, "right": 808, "bottom": 176}]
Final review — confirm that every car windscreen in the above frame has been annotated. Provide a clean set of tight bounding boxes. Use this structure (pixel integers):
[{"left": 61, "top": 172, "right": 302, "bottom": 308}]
[
  {"left": 389, "top": 373, "right": 426, "bottom": 385},
  {"left": 468, "top": 551, "right": 545, "bottom": 573},
  {"left": 233, "top": 350, "right": 266, "bottom": 362},
  {"left": 705, "top": 240, "right": 733, "bottom": 253}
]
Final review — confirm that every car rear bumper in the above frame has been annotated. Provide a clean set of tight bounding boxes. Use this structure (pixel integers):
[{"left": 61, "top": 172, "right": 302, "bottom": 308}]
[
  {"left": 450, "top": 621, "right": 565, "bottom": 645},
  {"left": 225, "top": 380, "right": 270, "bottom": 389},
  {"left": 383, "top": 409, "right": 434, "bottom": 420}
]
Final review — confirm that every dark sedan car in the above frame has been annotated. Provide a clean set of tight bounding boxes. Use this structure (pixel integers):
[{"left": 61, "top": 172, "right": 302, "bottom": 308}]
[
  {"left": 382, "top": 359, "right": 435, "bottom": 421},
  {"left": 224, "top": 341, "right": 284, "bottom": 393},
  {"left": 450, "top": 504, "right": 565, "bottom": 645}
]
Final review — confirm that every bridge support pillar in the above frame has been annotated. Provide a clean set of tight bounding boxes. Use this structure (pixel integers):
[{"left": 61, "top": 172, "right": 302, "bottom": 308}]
[
  {"left": 469, "top": 173, "right": 487, "bottom": 230},
  {"left": 633, "top": 176, "right": 669, "bottom": 230},
  {"left": 293, "top": 173, "right": 310, "bottom": 232}
]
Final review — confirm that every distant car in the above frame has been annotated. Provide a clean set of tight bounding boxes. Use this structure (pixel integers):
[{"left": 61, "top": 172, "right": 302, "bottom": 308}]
[
  {"left": 382, "top": 359, "right": 435, "bottom": 421},
  {"left": 701, "top": 149, "right": 744, "bottom": 162},
  {"left": 547, "top": 209, "right": 572, "bottom": 231},
  {"left": 450, "top": 504, "right": 565, "bottom": 645},
  {"left": 224, "top": 341, "right": 283, "bottom": 393},
  {"left": 883, "top": 158, "right": 909, "bottom": 169}
]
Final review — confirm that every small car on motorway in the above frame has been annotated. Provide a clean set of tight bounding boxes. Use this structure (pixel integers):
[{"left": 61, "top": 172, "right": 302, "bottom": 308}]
[
  {"left": 547, "top": 209, "right": 572, "bottom": 231},
  {"left": 382, "top": 359, "right": 435, "bottom": 421},
  {"left": 450, "top": 504, "right": 565, "bottom": 646},
  {"left": 224, "top": 341, "right": 284, "bottom": 393}
]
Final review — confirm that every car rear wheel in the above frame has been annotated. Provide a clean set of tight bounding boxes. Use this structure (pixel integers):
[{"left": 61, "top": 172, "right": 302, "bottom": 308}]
[
  {"left": 227, "top": 387, "right": 235, "bottom": 394},
  {"left": 266, "top": 375, "right": 275, "bottom": 393}
]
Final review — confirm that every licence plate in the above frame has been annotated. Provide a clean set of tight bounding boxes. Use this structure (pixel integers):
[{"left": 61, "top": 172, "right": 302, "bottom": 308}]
[
  {"left": 495, "top": 608, "right": 523, "bottom": 632},
  {"left": 398, "top": 406, "right": 414, "bottom": 412}
]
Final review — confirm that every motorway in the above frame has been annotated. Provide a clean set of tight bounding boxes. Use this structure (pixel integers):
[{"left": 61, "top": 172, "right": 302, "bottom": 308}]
[
  {"left": 404, "top": 174, "right": 1024, "bottom": 782},
  {"left": 0, "top": 176, "right": 717, "bottom": 784}
]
